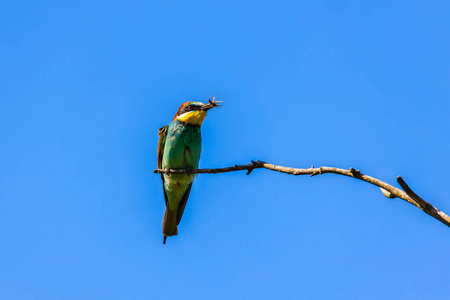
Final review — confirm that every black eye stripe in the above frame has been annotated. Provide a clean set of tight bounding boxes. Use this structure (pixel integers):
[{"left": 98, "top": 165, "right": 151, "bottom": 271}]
[{"left": 179, "top": 104, "right": 200, "bottom": 115}]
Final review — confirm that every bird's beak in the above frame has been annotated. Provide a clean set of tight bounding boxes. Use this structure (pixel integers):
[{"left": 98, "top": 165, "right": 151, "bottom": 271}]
[{"left": 201, "top": 97, "right": 223, "bottom": 111}]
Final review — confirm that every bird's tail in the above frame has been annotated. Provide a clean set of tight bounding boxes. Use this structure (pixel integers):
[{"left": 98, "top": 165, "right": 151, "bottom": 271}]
[{"left": 162, "top": 207, "right": 178, "bottom": 244}]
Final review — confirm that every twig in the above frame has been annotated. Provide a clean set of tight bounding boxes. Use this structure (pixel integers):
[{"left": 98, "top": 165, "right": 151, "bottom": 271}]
[{"left": 154, "top": 160, "right": 450, "bottom": 228}]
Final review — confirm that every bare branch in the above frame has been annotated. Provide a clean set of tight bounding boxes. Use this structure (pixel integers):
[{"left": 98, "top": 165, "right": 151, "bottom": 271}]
[{"left": 153, "top": 160, "right": 450, "bottom": 228}]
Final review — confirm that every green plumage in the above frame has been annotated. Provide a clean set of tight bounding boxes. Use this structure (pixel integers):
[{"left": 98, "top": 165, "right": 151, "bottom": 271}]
[
  {"left": 158, "top": 119, "right": 202, "bottom": 241},
  {"left": 163, "top": 120, "right": 202, "bottom": 172}
]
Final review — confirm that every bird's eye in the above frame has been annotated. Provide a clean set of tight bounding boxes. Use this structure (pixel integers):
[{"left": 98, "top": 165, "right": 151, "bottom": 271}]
[{"left": 187, "top": 105, "right": 195, "bottom": 110}]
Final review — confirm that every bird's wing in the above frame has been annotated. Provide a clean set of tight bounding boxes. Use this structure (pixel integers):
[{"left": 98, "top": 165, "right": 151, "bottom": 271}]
[
  {"left": 157, "top": 125, "right": 169, "bottom": 206},
  {"left": 157, "top": 125, "right": 169, "bottom": 170},
  {"left": 177, "top": 183, "right": 192, "bottom": 225}
]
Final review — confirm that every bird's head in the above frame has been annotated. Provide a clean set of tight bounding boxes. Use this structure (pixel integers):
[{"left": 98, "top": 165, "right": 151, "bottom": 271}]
[{"left": 173, "top": 96, "right": 222, "bottom": 126}]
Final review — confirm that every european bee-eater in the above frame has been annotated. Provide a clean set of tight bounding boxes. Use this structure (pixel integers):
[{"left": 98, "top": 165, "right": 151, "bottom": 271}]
[{"left": 157, "top": 97, "right": 221, "bottom": 244}]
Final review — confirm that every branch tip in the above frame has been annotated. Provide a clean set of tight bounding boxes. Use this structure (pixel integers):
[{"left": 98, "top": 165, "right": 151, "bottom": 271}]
[{"left": 397, "top": 176, "right": 434, "bottom": 213}]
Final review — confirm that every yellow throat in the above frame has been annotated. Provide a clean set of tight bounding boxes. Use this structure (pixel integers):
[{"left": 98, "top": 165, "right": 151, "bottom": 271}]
[{"left": 176, "top": 110, "right": 207, "bottom": 126}]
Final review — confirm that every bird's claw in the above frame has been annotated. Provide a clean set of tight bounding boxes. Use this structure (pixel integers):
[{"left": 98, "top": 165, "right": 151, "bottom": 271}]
[
  {"left": 164, "top": 167, "right": 171, "bottom": 176},
  {"left": 186, "top": 167, "right": 193, "bottom": 175}
]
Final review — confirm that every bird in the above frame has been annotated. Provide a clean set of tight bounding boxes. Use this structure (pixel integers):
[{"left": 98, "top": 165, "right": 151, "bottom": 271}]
[{"left": 157, "top": 97, "right": 221, "bottom": 244}]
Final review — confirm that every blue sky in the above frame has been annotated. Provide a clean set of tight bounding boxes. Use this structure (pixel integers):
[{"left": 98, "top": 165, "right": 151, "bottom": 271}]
[{"left": 1, "top": 1, "right": 450, "bottom": 299}]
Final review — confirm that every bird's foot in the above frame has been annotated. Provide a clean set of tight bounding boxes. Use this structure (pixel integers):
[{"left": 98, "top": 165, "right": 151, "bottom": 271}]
[
  {"left": 186, "top": 167, "right": 193, "bottom": 175},
  {"left": 164, "top": 167, "right": 171, "bottom": 176}
]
